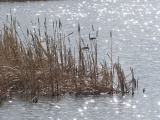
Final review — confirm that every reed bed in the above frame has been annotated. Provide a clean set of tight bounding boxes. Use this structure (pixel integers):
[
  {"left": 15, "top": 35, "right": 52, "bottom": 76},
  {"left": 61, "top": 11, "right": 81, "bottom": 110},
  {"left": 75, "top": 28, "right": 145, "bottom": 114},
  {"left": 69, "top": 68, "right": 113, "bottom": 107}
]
[{"left": 0, "top": 16, "right": 138, "bottom": 103}]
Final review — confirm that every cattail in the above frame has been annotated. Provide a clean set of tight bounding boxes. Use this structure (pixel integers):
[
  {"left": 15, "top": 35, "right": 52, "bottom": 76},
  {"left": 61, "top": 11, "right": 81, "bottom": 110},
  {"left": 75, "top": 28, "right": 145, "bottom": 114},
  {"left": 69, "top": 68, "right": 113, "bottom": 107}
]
[
  {"left": 0, "top": 15, "right": 138, "bottom": 99},
  {"left": 110, "top": 31, "right": 112, "bottom": 38},
  {"left": 78, "top": 23, "right": 80, "bottom": 32},
  {"left": 92, "top": 25, "right": 94, "bottom": 31}
]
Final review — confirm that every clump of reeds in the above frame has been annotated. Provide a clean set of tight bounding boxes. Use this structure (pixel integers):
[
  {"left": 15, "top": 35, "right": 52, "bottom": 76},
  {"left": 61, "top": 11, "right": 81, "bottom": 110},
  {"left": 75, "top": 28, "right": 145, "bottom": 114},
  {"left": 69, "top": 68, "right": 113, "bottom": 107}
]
[{"left": 0, "top": 15, "right": 138, "bottom": 103}]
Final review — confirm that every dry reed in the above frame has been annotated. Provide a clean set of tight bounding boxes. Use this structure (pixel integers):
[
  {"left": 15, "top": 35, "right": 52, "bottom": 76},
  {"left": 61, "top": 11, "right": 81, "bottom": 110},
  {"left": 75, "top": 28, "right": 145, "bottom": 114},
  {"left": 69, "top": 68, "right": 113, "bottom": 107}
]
[{"left": 0, "top": 16, "right": 138, "bottom": 103}]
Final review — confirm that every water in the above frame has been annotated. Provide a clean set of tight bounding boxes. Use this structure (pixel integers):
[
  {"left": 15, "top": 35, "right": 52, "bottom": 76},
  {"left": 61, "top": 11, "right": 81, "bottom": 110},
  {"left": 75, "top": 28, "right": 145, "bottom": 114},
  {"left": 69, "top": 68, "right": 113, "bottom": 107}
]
[{"left": 0, "top": 0, "right": 160, "bottom": 119}]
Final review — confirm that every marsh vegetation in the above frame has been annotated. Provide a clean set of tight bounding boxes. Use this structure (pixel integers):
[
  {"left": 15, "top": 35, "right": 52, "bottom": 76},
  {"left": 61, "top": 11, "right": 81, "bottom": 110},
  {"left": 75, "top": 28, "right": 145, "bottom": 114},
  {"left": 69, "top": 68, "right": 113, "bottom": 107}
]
[{"left": 0, "top": 16, "right": 138, "bottom": 103}]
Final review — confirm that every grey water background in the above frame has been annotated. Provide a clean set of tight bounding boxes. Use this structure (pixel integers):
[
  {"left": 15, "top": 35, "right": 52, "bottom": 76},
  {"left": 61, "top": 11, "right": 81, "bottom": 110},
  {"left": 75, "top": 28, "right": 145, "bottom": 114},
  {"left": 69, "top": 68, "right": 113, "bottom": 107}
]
[{"left": 0, "top": 0, "right": 160, "bottom": 119}]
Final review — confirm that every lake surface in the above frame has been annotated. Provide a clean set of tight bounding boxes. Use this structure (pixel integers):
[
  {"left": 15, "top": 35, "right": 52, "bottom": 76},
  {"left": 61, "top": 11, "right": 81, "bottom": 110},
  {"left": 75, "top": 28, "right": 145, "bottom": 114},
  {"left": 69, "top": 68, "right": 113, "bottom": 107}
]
[{"left": 0, "top": 0, "right": 160, "bottom": 119}]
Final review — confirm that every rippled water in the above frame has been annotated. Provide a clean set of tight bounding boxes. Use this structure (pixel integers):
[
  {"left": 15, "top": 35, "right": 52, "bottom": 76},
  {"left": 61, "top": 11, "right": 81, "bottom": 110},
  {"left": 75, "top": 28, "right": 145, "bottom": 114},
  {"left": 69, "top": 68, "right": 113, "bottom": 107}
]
[
  {"left": 0, "top": 93, "right": 156, "bottom": 120},
  {"left": 0, "top": 0, "right": 160, "bottom": 119}
]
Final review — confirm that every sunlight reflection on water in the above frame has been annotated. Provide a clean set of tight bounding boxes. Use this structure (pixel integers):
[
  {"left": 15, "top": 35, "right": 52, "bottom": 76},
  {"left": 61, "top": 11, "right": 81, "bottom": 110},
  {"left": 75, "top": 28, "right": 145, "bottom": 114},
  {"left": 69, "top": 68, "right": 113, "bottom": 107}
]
[{"left": 0, "top": 0, "right": 160, "bottom": 119}]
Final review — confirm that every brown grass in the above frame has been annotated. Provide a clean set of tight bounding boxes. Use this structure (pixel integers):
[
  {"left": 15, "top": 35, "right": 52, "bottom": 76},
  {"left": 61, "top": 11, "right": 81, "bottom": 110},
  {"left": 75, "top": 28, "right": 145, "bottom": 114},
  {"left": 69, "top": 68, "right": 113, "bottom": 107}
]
[{"left": 0, "top": 16, "right": 138, "bottom": 102}]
